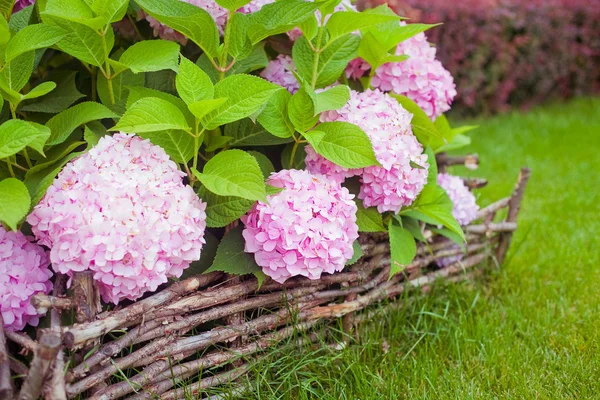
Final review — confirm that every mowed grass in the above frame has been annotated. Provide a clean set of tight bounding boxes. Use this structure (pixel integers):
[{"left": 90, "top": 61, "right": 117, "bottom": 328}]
[{"left": 200, "top": 98, "right": 600, "bottom": 399}]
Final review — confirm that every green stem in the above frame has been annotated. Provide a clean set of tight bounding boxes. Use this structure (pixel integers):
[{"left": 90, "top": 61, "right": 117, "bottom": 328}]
[
  {"left": 190, "top": 128, "right": 205, "bottom": 188},
  {"left": 218, "top": 10, "right": 235, "bottom": 81},
  {"left": 22, "top": 149, "right": 33, "bottom": 168},
  {"left": 9, "top": 103, "right": 16, "bottom": 119},
  {"left": 310, "top": 27, "right": 326, "bottom": 89},
  {"left": 289, "top": 138, "right": 301, "bottom": 169},
  {"left": 5, "top": 160, "right": 15, "bottom": 178},
  {"left": 101, "top": 29, "right": 116, "bottom": 105}
]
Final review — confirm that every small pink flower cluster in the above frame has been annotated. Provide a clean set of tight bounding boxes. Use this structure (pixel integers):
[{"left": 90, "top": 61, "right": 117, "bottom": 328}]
[
  {"left": 28, "top": 133, "right": 207, "bottom": 304},
  {"left": 0, "top": 227, "right": 52, "bottom": 331},
  {"left": 143, "top": 0, "right": 273, "bottom": 42},
  {"left": 346, "top": 23, "right": 456, "bottom": 120},
  {"left": 436, "top": 173, "right": 479, "bottom": 226},
  {"left": 306, "top": 89, "right": 429, "bottom": 213},
  {"left": 260, "top": 55, "right": 300, "bottom": 94},
  {"left": 242, "top": 169, "right": 358, "bottom": 283}
]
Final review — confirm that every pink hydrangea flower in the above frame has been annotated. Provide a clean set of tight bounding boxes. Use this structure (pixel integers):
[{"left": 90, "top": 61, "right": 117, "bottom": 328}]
[
  {"left": 241, "top": 169, "right": 359, "bottom": 283},
  {"left": 437, "top": 173, "right": 479, "bottom": 226},
  {"left": 287, "top": 0, "right": 356, "bottom": 41},
  {"left": 260, "top": 55, "right": 300, "bottom": 93},
  {"left": 13, "top": 0, "right": 34, "bottom": 12},
  {"left": 0, "top": 227, "right": 52, "bottom": 331},
  {"left": 28, "top": 133, "right": 207, "bottom": 304},
  {"left": 346, "top": 23, "right": 457, "bottom": 120},
  {"left": 113, "top": 19, "right": 138, "bottom": 41},
  {"left": 311, "top": 89, "right": 429, "bottom": 213},
  {"left": 142, "top": 0, "right": 273, "bottom": 42}
]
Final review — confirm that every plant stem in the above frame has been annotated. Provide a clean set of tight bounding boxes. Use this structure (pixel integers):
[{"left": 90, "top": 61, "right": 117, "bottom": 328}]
[
  {"left": 311, "top": 27, "right": 326, "bottom": 89},
  {"left": 22, "top": 149, "right": 33, "bottom": 168},
  {"left": 218, "top": 10, "right": 235, "bottom": 81},
  {"left": 101, "top": 28, "right": 116, "bottom": 105},
  {"left": 5, "top": 160, "right": 15, "bottom": 177},
  {"left": 289, "top": 138, "right": 301, "bottom": 168},
  {"left": 9, "top": 103, "right": 16, "bottom": 119}
]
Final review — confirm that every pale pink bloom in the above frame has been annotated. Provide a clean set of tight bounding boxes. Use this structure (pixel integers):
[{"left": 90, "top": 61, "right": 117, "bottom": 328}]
[
  {"left": 28, "top": 133, "right": 207, "bottom": 304},
  {"left": 0, "top": 227, "right": 52, "bottom": 331},
  {"left": 260, "top": 55, "right": 300, "bottom": 93},
  {"left": 309, "top": 89, "right": 429, "bottom": 213},
  {"left": 241, "top": 169, "right": 358, "bottom": 283},
  {"left": 437, "top": 173, "right": 479, "bottom": 226}
]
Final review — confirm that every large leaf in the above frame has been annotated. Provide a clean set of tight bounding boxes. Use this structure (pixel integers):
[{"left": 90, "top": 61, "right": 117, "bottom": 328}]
[
  {"left": 46, "top": 102, "right": 118, "bottom": 145},
  {"left": 201, "top": 74, "right": 281, "bottom": 130},
  {"left": 388, "top": 222, "right": 416, "bottom": 277},
  {"left": 113, "top": 97, "right": 190, "bottom": 133},
  {"left": 356, "top": 199, "right": 386, "bottom": 232},
  {"left": 0, "top": 178, "right": 30, "bottom": 231},
  {"left": 193, "top": 149, "right": 266, "bottom": 201},
  {"left": 325, "top": 11, "right": 399, "bottom": 43},
  {"left": 91, "top": 0, "right": 128, "bottom": 23},
  {"left": 0, "top": 51, "right": 34, "bottom": 92},
  {"left": 20, "top": 71, "right": 85, "bottom": 113},
  {"left": 287, "top": 87, "right": 319, "bottom": 133},
  {"left": 357, "top": 31, "right": 408, "bottom": 73},
  {"left": 4, "top": 24, "right": 66, "bottom": 63},
  {"left": 119, "top": 40, "right": 180, "bottom": 74},
  {"left": 138, "top": 129, "right": 195, "bottom": 164},
  {"left": 247, "top": 0, "right": 320, "bottom": 44},
  {"left": 313, "top": 85, "right": 350, "bottom": 114},
  {"left": 0, "top": 120, "right": 51, "bottom": 158},
  {"left": 391, "top": 94, "right": 445, "bottom": 149},
  {"left": 205, "top": 224, "right": 261, "bottom": 275},
  {"left": 125, "top": 86, "right": 193, "bottom": 125},
  {"left": 225, "top": 118, "right": 293, "bottom": 146},
  {"left": 176, "top": 56, "right": 213, "bottom": 105},
  {"left": 199, "top": 186, "right": 254, "bottom": 228},
  {"left": 256, "top": 89, "right": 294, "bottom": 139},
  {"left": 42, "top": 0, "right": 106, "bottom": 30},
  {"left": 134, "top": 0, "right": 219, "bottom": 58}
]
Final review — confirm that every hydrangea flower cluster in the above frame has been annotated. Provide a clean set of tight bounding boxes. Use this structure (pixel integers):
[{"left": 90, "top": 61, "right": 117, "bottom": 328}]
[
  {"left": 260, "top": 55, "right": 300, "bottom": 94},
  {"left": 437, "top": 173, "right": 479, "bottom": 226},
  {"left": 307, "top": 89, "right": 429, "bottom": 213},
  {"left": 28, "top": 133, "right": 207, "bottom": 304},
  {"left": 287, "top": 0, "right": 356, "bottom": 41},
  {"left": 143, "top": 0, "right": 273, "bottom": 42},
  {"left": 0, "top": 227, "right": 52, "bottom": 331},
  {"left": 346, "top": 23, "right": 456, "bottom": 120},
  {"left": 241, "top": 169, "right": 359, "bottom": 283}
]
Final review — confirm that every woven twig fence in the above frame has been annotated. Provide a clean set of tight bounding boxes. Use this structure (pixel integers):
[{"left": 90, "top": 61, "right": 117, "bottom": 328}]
[{"left": 0, "top": 162, "right": 530, "bottom": 400}]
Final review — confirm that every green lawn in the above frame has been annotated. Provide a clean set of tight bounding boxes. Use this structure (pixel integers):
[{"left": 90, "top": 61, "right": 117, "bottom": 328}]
[{"left": 219, "top": 97, "right": 600, "bottom": 399}]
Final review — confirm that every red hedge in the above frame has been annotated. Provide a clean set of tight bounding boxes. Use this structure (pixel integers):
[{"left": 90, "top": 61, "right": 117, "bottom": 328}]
[{"left": 359, "top": 0, "right": 600, "bottom": 115}]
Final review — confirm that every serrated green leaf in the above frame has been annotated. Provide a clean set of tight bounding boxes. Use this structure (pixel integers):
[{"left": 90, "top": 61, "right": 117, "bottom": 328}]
[
  {"left": 308, "top": 121, "right": 378, "bottom": 169},
  {"left": 226, "top": 43, "right": 268, "bottom": 76},
  {"left": 193, "top": 149, "right": 266, "bottom": 201},
  {"left": 225, "top": 118, "right": 293, "bottom": 146},
  {"left": 288, "top": 87, "right": 319, "bottom": 133},
  {"left": 388, "top": 223, "right": 416, "bottom": 277},
  {"left": 357, "top": 31, "right": 409, "bottom": 73},
  {"left": 325, "top": 11, "right": 398, "bottom": 43},
  {"left": 391, "top": 94, "right": 445, "bottom": 149},
  {"left": 5, "top": 24, "right": 66, "bottom": 63},
  {"left": 0, "top": 120, "right": 50, "bottom": 158},
  {"left": 313, "top": 85, "right": 350, "bottom": 114},
  {"left": 214, "top": 0, "right": 251, "bottom": 10},
  {"left": 256, "top": 89, "right": 294, "bottom": 139},
  {"left": 346, "top": 240, "right": 363, "bottom": 265},
  {"left": 247, "top": 0, "right": 320, "bottom": 44},
  {"left": 188, "top": 98, "right": 227, "bottom": 120},
  {"left": 125, "top": 86, "right": 193, "bottom": 125},
  {"left": 119, "top": 40, "right": 180, "bottom": 74},
  {"left": 199, "top": 186, "right": 254, "bottom": 228},
  {"left": 228, "top": 12, "right": 252, "bottom": 61},
  {"left": 435, "top": 134, "right": 472, "bottom": 154},
  {"left": 8, "top": 5, "right": 34, "bottom": 33},
  {"left": 91, "top": 0, "right": 128, "bottom": 23},
  {"left": 430, "top": 227, "right": 466, "bottom": 250},
  {"left": 98, "top": 69, "right": 145, "bottom": 111},
  {"left": 368, "top": 21, "right": 441, "bottom": 53},
  {"left": 424, "top": 146, "right": 437, "bottom": 185},
  {"left": 0, "top": 178, "right": 30, "bottom": 231},
  {"left": 135, "top": 0, "right": 219, "bottom": 59},
  {"left": 1, "top": 51, "right": 34, "bottom": 92},
  {"left": 401, "top": 216, "right": 426, "bottom": 242},
  {"left": 298, "top": 14, "right": 318, "bottom": 40},
  {"left": 20, "top": 71, "right": 85, "bottom": 113},
  {"left": 205, "top": 224, "right": 261, "bottom": 275},
  {"left": 201, "top": 74, "right": 281, "bottom": 130},
  {"left": 42, "top": 0, "right": 106, "bottom": 30},
  {"left": 356, "top": 199, "right": 385, "bottom": 232},
  {"left": 177, "top": 56, "right": 213, "bottom": 105},
  {"left": 83, "top": 126, "right": 101, "bottom": 149},
  {"left": 113, "top": 97, "right": 190, "bottom": 133},
  {"left": 247, "top": 150, "right": 274, "bottom": 178},
  {"left": 46, "top": 102, "right": 118, "bottom": 145},
  {"left": 136, "top": 129, "right": 195, "bottom": 164}
]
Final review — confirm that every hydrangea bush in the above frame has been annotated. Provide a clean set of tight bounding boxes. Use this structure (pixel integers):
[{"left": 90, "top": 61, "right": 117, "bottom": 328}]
[{"left": 0, "top": 0, "right": 480, "bottom": 326}]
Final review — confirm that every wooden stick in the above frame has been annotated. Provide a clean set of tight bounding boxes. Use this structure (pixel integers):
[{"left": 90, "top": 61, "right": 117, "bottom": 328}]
[
  {"left": 8, "top": 359, "right": 28, "bottom": 377},
  {"left": 475, "top": 197, "right": 510, "bottom": 220},
  {"left": 44, "top": 274, "right": 68, "bottom": 400},
  {"left": 31, "top": 294, "right": 73, "bottom": 313},
  {"left": 436, "top": 153, "right": 479, "bottom": 169},
  {"left": 496, "top": 167, "right": 531, "bottom": 264},
  {"left": 5, "top": 332, "right": 37, "bottom": 353},
  {"left": 17, "top": 331, "right": 61, "bottom": 400},
  {"left": 0, "top": 316, "right": 13, "bottom": 400},
  {"left": 466, "top": 222, "right": 517, "bottom": 234},
  {"left": 463, "top": 177, "right": 488, "bottom": 189}
]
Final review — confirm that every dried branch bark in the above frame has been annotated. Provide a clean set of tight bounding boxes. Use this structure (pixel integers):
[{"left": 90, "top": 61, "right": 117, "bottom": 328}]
[
  {"left": 17, "top": 331, "right": 61, "bottom": 400},
  {"left": 44, "top": 274, "right": 68, "bottom": 400},
  {"left": 0, "top": 316, "right": 13, "bottom": 400},
  {"left": 436, "top": 153, "right": 479, "bottom": 169},
  {"left": 466, "top": 222, "right": 517, "bottom": 234},
  {"left": 5, "top": 332, "right": 37, "bottom": 352},
  {"left": 31, "top": 294, "right": 73, "bottom": 312}
]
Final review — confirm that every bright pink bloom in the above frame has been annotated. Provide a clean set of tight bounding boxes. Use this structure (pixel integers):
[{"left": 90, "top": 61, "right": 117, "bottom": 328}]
[
  {"left": 260, "top": 55, "right": 300, "bottom": 93},
  {"left": 28, "top": 133, "right": 207, "bottom": 304},
  {"left": 346, "top": 23, "right": 457, "bottom": 120},
  {"left": 437, "top": 173, "right": 479, "bottom": 225},
  {"left": 0, "top": 227, "right": 52, "bottom": 331},
  {"left": 312, "top": 89, "right": 429, "bottom": 213},
  {"left": 242, "top": 169, "right": 358, "bottom": 283}
]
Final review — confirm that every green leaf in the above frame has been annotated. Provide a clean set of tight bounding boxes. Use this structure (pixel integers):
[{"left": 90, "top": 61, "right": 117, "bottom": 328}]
[
  {"left": 4, "top": 24, "right": 66, "bottom": 63},
  {"left": 288, "top": 87, "right": 319, "bottom": 133},
  {"left": 0, "top": 1, "right": 14, "bottom": 21},
  {"left": 435, "top": 134, "right": 472, "bottom": 154},
  {"left": 0, "top": 120, "right": 51, "bottom": 158},
  {"left": 370, "top": 22, "right": 441, "bottom": 53},
  {"left": 1, "top": 51, "right": 34, "bottom": 92},
  {"left": 281, "top": 141, "right": 306, "bottom": 170},
  {"left": 308, "top": 121, "right": 379, "bottom": 169},
  {"left": 193, "top": 149, "right": 266, "bottom": 201},
  {"left": 126, "top": 86, "right": 193, "bottom": 125},
  {"left": 136, "top": 129, "right": 195, "bottom": 164},
  {"left": 9, "top": 5, "right": 34, "bottom": 33},
  {"left": 356, "top": 200, "right": 385, "bottom": 232},
  {"left": 188, "top": 98, "right": 227, "bottom": 120},
  {"left": 325, "top": 11, "right": 399, "bottom": 43},
  {"left": 98, "top": 69, "right": 145, "bottom": 111},
  {"left": 0, "top": 178, "right": 30, "bottom": 231},
  {"left": 214, "top": 0, "right": 251, "bottom": 10},
  {"left": 20, "top": 71, "right": 85, "bottom": 113},
  {"left": 346, "top": 240, "right": 363, "bottom": 266},
  {"left": 391, "top": 94, "right": 445, "bottom": 149},
  {"left": 293, "top": 33, "right": 359, "bottom": 88},
  {"left": 91, "top": 0, "right": 128, "bottom": 23},
  {"left": 256, "top": 89, "right": 294, "bottom": 139},
  {"left": 83, "top": 125, "right": 101, "bottom": 149},
  {"left": 46, "top": 102, "right": 118, "bottom": 145},
  {"left": 357, "top": 31, "right": 409, "bottom": 73},
  {"left": 135, "top": 0, "right": 219, "bottom": 59},
  {"left": 401, "top": 216, "right": 426, "bottom": 242},
  {"left": 433, "top": 114, "right": 451, "bottom": 139},
  {"left": 388, "top": 223, "right": 416, "bottom": 277},
  {"left": 42, "top": 0, "right": 106, "bottom": 30},
  {"left": 205, "top": 224, "right": 261, "bottom": 275},
  {"left": 225, "top": 43, "right": 268, "bottom": 76},
  {"left": 176, "top": 56, "right": 213, "bottom": 105},
  {"left": 313, "top": 85, "right": 350, "bottom": 114},
  {"left": 247, "top": 0, "right": 320, "bottom": 44},
  {"left": 424, "top": 146, "right": 437, "bottom": 185},
  {"left": 119, "top": 40, "right": 180, "bottom": 74},
  {"left": 225, "top": 118, "right": 293, "bottom": 146},
  {"left": 227, "top": 12, "right": 252, "bottom": 61},
  {"left": 204, "top": 133, "right": 232, "bottom": 152},
  {"left": 199, "top": 186, "right": 254, "bottom": 228},
  {"left": 247, "top": 150, "right": 274, "bottom": 178},
  {"left": 430, "top": 226, "right": 465, "bottom": 250},
  {"left": 298, "top": 14, "right": 317, "bottom": 41},
  {"left": 21, "top": 82, "right": 56, "bottom": 101},
  {"left": 201, "top": 74, "right": 281, "bottom": 130},
  {"left": 112, "top": 97, "right": 190, "bottom": 133}
]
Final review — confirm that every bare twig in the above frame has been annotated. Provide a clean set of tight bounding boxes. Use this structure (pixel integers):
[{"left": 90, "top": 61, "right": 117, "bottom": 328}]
[
  {"left": 31, "top": 294, "right": 73, "bottom": 313},
  {"left": 0, "top": 316, "right": 13, "bottom": 400},
  {"left": 44, "top": 274, "right": 68, "bottom": 400},
  {"left": 17, "top": 331, "right": 61, "bottom": 400}
]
